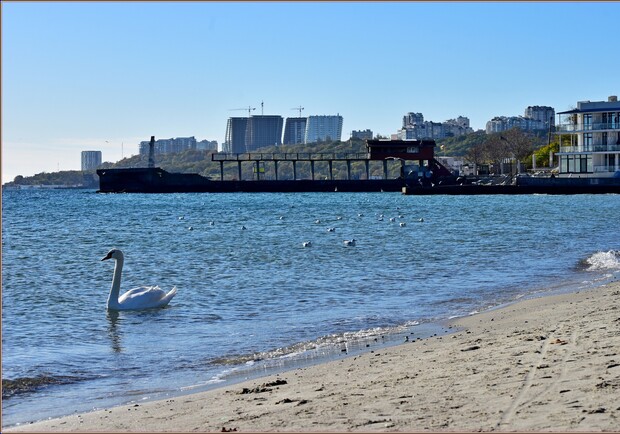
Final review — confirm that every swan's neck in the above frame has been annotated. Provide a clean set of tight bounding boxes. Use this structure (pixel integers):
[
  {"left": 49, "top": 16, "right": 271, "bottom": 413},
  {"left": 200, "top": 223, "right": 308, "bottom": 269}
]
[{"left": 107, "top": 256, "right": 123, "bottom": 310}]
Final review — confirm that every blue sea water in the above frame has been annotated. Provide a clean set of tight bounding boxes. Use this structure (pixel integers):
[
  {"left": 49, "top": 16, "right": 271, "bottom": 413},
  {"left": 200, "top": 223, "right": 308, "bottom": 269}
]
[{"left": 2, "top": 189, "right": 620, "bottom": 427}]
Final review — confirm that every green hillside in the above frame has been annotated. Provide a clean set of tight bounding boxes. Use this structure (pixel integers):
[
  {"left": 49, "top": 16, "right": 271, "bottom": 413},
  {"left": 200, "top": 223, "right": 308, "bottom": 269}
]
[{"left": 5, "top": 131, "right": 555, "bottom": 187}]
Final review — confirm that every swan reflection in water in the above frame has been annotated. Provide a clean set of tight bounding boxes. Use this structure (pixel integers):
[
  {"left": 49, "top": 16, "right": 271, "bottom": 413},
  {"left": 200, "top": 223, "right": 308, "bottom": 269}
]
[
  {"left": 106, "top": 310, "right": 123, "bottom": 353},
  {"left": 101, "top": 249, "right": 177, "bottom": 311}
]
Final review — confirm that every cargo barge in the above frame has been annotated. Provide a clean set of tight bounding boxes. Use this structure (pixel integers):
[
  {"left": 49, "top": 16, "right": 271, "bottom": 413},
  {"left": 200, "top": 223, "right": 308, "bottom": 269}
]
[
  {"left": 97, "top": 137, "right": 453, "bottom": 193},
  {"left": 97, "top": 136, "right": 620, "bottom": 194}
]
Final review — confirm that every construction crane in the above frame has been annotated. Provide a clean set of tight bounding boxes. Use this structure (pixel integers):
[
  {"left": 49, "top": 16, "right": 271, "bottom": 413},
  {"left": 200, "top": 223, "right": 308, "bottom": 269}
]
[
  {"left": 291, "top": 106, "right": 305, "bottom": 118},
  {"left": 229, "top": 106, "right": 256, "bottom": 117}
]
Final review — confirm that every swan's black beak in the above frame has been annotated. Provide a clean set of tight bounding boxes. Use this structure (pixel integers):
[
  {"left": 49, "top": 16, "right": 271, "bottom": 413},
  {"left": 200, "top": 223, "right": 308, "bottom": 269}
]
[{"left": 101, "top": 252, "right": 112, "bottom": 261}]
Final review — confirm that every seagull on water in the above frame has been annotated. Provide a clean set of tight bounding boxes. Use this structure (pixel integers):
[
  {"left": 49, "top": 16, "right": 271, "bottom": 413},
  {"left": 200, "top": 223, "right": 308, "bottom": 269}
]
[{"left": 343, "top": 239, "right": 356, "bottom": 247}]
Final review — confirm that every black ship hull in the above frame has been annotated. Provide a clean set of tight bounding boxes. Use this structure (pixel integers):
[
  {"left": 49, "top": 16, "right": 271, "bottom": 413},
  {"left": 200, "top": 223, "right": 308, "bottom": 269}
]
[
  {"left": 97, "top": 168, "right": 406, "bottom": 193},
  {"left": 97, "top": 168, "right": 620, "bottom": 195}
]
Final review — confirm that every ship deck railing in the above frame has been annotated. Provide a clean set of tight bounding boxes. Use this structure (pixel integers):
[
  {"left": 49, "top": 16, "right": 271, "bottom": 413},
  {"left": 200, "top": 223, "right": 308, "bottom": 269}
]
[{"left": 212, "top": 152, "right": 371, "bottom": 162}]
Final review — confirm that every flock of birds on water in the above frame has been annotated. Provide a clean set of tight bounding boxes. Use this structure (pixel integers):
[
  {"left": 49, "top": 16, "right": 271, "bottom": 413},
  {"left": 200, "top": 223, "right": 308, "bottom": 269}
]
[
  {"left": 103, "top": 205, "right": 426, "bottom": 312},
  {"left": 178, "top": 208, "right": 424, "bottom": 248}
]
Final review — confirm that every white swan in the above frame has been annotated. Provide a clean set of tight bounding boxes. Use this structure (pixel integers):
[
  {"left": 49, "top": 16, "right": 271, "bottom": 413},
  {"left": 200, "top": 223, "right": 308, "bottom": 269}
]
[{"left": 101, "top": 249, "right": 177, "bottom": 311}]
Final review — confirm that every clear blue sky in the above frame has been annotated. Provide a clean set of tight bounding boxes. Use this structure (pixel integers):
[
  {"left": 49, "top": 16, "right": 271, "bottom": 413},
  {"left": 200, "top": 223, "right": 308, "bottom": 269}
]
[{"left": 3, "top": 1, "right": 619, "bottom": 183}]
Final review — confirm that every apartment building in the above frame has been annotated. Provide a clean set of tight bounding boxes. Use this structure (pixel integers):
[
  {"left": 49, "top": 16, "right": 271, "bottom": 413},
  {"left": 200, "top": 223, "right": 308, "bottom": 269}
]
[
  {"left": 304, "top": 115, "right": 343, "bottom": 144},
  {"left": 81, "top": 151, "right": 102, "bottom": 171},
  {"left": 196, "top": 140, "right": 218, "bottom": 151},
  {"left": 485, "top": 116, "right": 546, "bottom": 134},
  {"left": 398, "top": 113, "right": 473, "bottom": 140},
  {"left": 525, "top": 105, "right": 555, "bottom": 128},
  {"left": 351, "top": 129, "right": 373, "bottom": 140},
  {"left": 402, "top": 112, "right": 424, "bottom": 127},
  {"left": 139, "top": 137, "right": 197, "bottom": 155},
  {"left": 556, "top": 95, "right": 620, "bottom": 177}
]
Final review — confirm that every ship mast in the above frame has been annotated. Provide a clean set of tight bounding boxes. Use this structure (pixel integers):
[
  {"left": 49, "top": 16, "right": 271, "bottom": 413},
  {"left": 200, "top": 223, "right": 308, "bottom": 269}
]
[{"left": 148, "top": 136, "right": 155, "bottom": 168}]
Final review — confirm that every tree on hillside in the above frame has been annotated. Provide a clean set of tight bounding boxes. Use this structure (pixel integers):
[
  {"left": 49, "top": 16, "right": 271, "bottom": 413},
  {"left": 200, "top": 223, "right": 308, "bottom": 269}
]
[
  {"left": 464, "top": 144, "right": 485, "bottom": 174},
  {"left": 437, "top": 130, "right": 487, "bottom": 156},
  {"left": 479, "top": 128, "right": 536, "bottom": 174},
  {"left": 499, "top": 128, "right": 535, "bottom": 167},
  {"left": 481, "top": 136, "right": 507, "bottom": 171},
  {"left": 531, "top": 140, "right": 560, "bottom": 169}
]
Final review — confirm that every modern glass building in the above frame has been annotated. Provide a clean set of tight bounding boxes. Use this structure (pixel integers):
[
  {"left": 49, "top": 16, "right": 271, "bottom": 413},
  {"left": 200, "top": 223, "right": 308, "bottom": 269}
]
[{"left": 556, "top": 95, "right": 620, "bottom": 177}]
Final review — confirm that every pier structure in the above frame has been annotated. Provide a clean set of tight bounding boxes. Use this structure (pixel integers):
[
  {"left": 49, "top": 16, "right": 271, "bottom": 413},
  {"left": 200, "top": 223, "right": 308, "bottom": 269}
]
[
  {"left": 212, "top": 152, "right": 373, "bottom": 181},
  {"left": 211, "top": 139, "right": 448, "bottom": 181}
]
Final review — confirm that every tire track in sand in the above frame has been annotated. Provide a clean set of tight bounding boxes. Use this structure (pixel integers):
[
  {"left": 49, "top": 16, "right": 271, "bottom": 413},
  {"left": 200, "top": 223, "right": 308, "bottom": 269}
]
[{"left": 497, "top": 328, "right": 577, "bottom": 428}]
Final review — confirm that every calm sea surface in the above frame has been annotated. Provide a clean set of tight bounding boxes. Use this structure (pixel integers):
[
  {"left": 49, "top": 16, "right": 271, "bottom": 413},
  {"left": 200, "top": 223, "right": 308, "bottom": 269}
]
[{"left": 2, "top": 189, "right": 620, "bottom": 426}]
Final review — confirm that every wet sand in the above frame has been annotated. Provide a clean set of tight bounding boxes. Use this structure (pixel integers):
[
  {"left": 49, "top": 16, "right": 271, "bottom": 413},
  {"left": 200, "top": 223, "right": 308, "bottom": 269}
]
[{"left": 5, "top": 281, "right": 620, "bottom": 432}]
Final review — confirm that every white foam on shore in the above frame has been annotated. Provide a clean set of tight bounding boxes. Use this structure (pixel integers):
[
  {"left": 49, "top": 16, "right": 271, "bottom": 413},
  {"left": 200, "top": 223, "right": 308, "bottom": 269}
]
[{"left": 584, "top": 250, "right": 620, "bottom": 271}]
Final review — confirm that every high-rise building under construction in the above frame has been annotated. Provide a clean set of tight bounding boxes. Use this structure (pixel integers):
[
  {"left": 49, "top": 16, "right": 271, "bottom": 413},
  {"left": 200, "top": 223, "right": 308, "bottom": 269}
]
[
  {"left": 224, "top": 117, "right": 249, "bottom": 153},
  {"left": 224, "top": 115, "right": 283, "bottom": 152},
  {"left": 282, "top": 117, "right": 307, "bottom": 145}
]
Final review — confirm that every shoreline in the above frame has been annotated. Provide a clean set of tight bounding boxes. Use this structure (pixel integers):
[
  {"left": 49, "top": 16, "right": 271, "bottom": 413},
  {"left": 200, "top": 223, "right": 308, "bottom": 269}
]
[{"left": 5, "top": 279, "right": 620, "bottom": 432}]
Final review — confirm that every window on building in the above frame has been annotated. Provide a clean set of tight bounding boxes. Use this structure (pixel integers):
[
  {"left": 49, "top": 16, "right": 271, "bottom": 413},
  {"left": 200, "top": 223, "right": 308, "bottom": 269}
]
[
  {"left": 561, "top": 155, "right": 592, "bottom": 173},
  {"left": 580, "top": 155, "right": 589, "bottom": 173},
  {"left": 567, "top": 156, "right": 575, "bottom": 172},
  {"left": 584, "top": 133, "right": 593, "bottom": 150},
  {"left": 583, "top": 114, "right": 592, "bottom": 130},
  {"left": 560, "top": 156, "right": 568, "bottom": 173}
]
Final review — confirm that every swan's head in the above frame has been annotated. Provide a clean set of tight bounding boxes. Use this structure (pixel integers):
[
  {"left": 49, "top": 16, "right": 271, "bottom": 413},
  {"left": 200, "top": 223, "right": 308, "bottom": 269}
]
[{"left": 101, "top": 249, "right": 124, "bottom": 262}]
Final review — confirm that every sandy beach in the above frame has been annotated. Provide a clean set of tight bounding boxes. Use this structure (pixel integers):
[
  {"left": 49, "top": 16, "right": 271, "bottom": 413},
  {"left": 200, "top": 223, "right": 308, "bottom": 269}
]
[{"left": 5, "top": 280, "right": 620, "bottom": 432}]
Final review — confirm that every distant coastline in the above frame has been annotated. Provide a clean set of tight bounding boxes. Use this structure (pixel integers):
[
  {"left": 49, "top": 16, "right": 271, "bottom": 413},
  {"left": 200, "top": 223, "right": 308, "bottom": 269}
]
[{"left": 4, "top": 129, "right": 555, "bottom": 188}]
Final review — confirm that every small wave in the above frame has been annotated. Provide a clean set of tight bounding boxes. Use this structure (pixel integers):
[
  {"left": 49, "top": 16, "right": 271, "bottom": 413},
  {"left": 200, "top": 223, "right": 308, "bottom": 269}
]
[
  {"left": 2, "top": 374, "right": 90, "bottom": 399},
  {"left": 578, "top": 250, "right": 620, "bottom": 271},
  {"left": 208, "top": 324, "right": 417, "bottom": 368}
]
